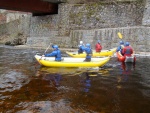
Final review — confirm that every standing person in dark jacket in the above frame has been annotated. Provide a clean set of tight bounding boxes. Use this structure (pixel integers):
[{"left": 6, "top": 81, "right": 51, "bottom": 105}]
[
  {"left": 43, "top": 45, "right": 62, "bottom": 61},
  {"left": 95, "top": 40, "right": 102, "bottom": 52},
  {"left": 122, "top": 42, "right": 133, "bottom": 57},
  {"left": 84, "top": 43, "right": 92, "bottom": 62}
]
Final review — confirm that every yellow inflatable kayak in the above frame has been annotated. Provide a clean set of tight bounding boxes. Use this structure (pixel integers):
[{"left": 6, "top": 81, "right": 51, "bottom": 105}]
[
  {"left": 35, "top": 55, "right": 110, "bottom": 67},
  {"left": 66, "top": 48, "right": 116, "bottom": 58}
]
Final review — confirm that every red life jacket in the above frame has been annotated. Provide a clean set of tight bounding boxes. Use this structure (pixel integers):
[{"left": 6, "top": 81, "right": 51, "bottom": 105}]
[
  {"left": 122, "top": 46, "right": 133, "bottom": 57},
  {"left": 95, "top": 43, "right": 102, "bottom": 52}
]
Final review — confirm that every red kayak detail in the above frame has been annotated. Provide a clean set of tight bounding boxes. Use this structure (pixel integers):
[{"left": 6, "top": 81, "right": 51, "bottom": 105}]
[{"left": 116, "top": 52, "right": 136, "bottom": 62}]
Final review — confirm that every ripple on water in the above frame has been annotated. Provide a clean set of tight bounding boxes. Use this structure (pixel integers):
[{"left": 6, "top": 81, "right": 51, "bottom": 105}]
[
  {"left": 0, "top": 71, "right": 30, "bottom": 92},
  {"left": 14, "top": 100, "right": 93, "bottom": 113},
  {"left": 0, "top": 46, "right": 150, "bottom": 113}
]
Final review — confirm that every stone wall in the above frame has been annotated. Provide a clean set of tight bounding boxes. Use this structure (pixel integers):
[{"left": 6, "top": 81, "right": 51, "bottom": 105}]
[
  {"left": 70, "top": 26, "right": 150, "bottom": 52},
  {"left": 68, "top": 2, "right": 144, "bottom": 30},
  {"left": 0, "top": 16, "right": 30, "bottom": 44},
  {"left": 6, "top": 12, "right": 29, "bottom": 23},
  {"left": 142, "top": 0, "right": 150, "bottom": 26},
  {"left": 29, "top": 1, "right": 144, "bottom": 37},
  {"left": 66, "top": 0, "right": 140, "bottom": 4},
  {"left": 27, "top": 25, "right": 150, "bottom": 52},
  {"left": 26, "top": 1, "right": 148, "bottom": 52},
  {"left": 1, "top": 0, "right": 150, "bottom": 52},
  {"left": 26, "top": 14, "right": 59, "bottom": 48}
]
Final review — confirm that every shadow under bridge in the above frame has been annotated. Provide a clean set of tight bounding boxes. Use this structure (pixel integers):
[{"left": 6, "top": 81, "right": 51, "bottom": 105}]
[{"left": 0, "top": 0, "right": 66, "bottom": 16}]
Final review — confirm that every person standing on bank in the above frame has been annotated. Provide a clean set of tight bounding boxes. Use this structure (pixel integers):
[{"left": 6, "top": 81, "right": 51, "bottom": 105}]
[
  {"left": 95, "top": 40, "right": 102, "bottom": 52},
  {"left": 83, "top": 43, "right": 92, "bottom": 62},
  {"left": 122, "top": 42, "right": 133, "bottom": 57},
  {"left": 78, "top": 41, "right": 85, "bottom": 54},
  {"left": 43, "top": 45, "right": 62, "bottom": 61}
]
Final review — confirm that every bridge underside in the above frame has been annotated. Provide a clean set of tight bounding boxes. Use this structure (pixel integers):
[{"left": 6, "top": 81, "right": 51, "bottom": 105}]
[{"left": 0, "top": 0, "right": 61, "bottom": 16}]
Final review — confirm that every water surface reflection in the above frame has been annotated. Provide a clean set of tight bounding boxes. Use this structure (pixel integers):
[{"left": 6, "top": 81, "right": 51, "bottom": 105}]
[{"left": 0, "top": 45, "right": 150, "bottom": 113}]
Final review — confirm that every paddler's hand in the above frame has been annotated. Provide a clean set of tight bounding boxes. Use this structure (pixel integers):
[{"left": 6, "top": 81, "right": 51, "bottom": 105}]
[{"left": 42, "top": 55, "right": 45, "bottom": 57}]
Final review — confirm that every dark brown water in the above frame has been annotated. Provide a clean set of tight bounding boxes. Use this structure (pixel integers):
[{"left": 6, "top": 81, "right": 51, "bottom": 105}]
[{"left": 0, "top": 45, "right": 150, "bottom": 113}]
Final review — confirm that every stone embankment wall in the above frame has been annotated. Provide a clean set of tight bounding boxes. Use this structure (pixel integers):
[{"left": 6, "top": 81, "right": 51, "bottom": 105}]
[
  {"left": 0, "top": 16, "right": 30, "bottom": 44},
  {"left": 142, "top": 0, "right": 150, "bottom": 26},
  {"left": 0, "top": 0, "right": 150, "bottom": 52},
  {"left": 26, "top": 15, "right": 59, "bottom": 48},
  {"left": 70, "top": 26, "right": 150, "bottom": 52},
  {"left": 27, "top": 0, "right": 150, "bottom": 52}
]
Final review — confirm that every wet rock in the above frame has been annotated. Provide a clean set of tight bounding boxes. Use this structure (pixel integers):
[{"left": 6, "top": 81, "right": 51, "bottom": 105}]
[
  {"left": 5, "top": 38, "right": 27, "bottom": 46},
  {"left": 4, "top": 32, "right": 27, "bottom": 46},
  {"left": 5, "top": 41, "right": 11, "bottom": 45}
]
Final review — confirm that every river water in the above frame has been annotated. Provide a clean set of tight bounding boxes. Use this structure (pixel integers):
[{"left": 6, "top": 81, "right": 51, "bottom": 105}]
[{"left": 0, "top": 45, "right": 150, "bottom": 113}]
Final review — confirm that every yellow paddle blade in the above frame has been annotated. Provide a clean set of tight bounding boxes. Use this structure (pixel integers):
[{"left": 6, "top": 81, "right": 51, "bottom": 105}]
[
  {"left": 89, "top": 74, "right": 97, "bottom": 76},
  {"left": 117, "top": 32, "right": 123, "bottom": 39}
]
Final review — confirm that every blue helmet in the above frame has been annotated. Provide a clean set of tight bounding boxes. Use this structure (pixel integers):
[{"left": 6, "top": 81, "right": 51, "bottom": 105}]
[
  {"left": 98, "top": 40, "right": 100, "bottom": 43},
  {"left": 51, "top": 45, "right": 54, "bottom": 48},
  {"left": 53, "top": 45, "right": 58, "bottom": 49},
  {"left": 119, "top": 40, "right": 124, "bottom": 45},
  {"left": 125, "top": 42, "right": 130, "bottom": 46},
  {"left": 86, "top": 43, "right": 90, "bottom": 47}
]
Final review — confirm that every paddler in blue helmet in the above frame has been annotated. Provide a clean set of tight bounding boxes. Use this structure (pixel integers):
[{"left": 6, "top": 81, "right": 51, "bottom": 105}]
[
  {"left": 83, "top": 43, "right": 92, "bottom": 62},
  {"left": 44, "top": 45, "right": 62, "bottom": 61},
  {"left": 116, "top": 40, "right": 124, "bottom": 55},
  {"left": 78, "top": 41, "right": 85, "bottom": 54}
]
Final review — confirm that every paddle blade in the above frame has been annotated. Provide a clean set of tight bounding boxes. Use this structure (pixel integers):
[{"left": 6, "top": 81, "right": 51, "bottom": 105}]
[{"left": 117, "top": 32, "right": 123, "bottom": 39}]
